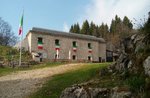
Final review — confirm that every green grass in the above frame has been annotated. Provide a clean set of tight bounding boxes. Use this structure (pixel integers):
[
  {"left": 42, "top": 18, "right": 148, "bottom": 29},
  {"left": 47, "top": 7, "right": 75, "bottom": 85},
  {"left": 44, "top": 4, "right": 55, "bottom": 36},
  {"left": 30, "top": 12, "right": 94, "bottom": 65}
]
[
  {"left": 0, "top": 62, "right": 67, "bottom": 76},
  {"left": 0, "top": 67, "right": 17, "bottom": 76},
  {"left": 30, "top": 63, "right": 110, "bottom": 98}
]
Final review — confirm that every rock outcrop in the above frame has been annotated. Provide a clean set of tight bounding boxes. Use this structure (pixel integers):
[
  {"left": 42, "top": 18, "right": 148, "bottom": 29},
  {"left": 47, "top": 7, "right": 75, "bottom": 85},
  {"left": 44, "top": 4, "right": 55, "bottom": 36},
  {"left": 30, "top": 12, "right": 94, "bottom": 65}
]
[
  {"left": 143, "top": 56, "right": 150, "bottom": 77},
  {"left": 60, "top": 33, "right": 150, "bottom": 98},
  {"left": 109, "top": 33, "right": 150, "bottom": 76},
  {"left": 60, "top": 84, "right": 131, "bottom": 98}
]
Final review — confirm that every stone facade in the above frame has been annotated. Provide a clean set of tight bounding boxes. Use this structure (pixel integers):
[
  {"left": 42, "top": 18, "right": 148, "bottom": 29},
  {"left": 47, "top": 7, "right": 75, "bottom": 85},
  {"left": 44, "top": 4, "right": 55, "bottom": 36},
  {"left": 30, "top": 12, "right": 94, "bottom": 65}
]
[{"left": 21, "top": 27, "right": 106, "bottom": 62}]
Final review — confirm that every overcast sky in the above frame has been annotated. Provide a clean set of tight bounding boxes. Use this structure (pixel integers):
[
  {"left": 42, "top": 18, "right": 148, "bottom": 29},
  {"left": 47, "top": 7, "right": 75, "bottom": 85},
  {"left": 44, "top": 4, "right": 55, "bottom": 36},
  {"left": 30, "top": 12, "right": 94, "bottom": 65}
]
[{"left": 0, "top": 0, "right": 150, "bottom": 38}]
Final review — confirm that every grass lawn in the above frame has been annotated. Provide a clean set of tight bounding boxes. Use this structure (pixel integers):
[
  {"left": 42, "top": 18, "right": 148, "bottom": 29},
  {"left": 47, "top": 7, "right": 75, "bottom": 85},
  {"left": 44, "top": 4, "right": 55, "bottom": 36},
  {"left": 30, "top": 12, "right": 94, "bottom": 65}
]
[
  {"left": 0, "top": 62, "right": 67, "bottom": 76},
  {"left": 30, "top": 63, "right": 110, "bottom": 98}
]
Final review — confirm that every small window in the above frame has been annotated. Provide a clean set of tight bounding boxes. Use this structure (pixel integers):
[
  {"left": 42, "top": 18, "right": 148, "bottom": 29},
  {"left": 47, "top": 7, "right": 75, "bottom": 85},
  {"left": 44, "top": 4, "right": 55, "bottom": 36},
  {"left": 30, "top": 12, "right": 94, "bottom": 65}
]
[
  {"left": 55, "top": 39, "right": 60, "bottom": 46},
  {"left": 72, "top": 55, "right": 76, "bottom": 60},
  {"left": 38, "top": 37, "right": 43, "bottom": 44},
  {"left": 72, "top": 41, "right": 77, "bottom": 47},
  {"left": 88, "top": 43, "right": 92, "bottom": 49},
  {"left": 88, "top": 56, "right": 92, "bottom": 61},
  {"left": 38, "top": 37, "right": 43, "bottom": 49}
]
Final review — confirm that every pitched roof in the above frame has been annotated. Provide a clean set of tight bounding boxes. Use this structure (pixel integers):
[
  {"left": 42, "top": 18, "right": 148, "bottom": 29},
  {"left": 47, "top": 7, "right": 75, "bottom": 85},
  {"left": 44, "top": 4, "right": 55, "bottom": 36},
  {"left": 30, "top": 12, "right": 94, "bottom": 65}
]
[{"left": 28, "top": 27, "right": 105, "bottom": 43}]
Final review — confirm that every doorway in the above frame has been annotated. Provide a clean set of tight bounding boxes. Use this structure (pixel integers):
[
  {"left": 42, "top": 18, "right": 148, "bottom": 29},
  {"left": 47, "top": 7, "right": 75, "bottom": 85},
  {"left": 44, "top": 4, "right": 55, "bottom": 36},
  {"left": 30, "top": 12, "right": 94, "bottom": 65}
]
[
  {"left": 99, "top": 57, "right": 102, "bottom": 62},
  {"left": 72, "top": 55, "right": 76, "bottom": 60},
  {"left": 88, "top": 56, "right": 92, "bottom": 61}
]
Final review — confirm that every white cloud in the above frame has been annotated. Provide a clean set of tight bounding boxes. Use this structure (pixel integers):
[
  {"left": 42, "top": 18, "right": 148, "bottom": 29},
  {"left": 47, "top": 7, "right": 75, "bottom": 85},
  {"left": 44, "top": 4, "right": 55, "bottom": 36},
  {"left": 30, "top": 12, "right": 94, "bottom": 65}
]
[
  {"left": 79, "top": 0, "right": 150, "bottom": 26},
  {"left": 63, "top": 22, "right": 69, "bottom": 32}
]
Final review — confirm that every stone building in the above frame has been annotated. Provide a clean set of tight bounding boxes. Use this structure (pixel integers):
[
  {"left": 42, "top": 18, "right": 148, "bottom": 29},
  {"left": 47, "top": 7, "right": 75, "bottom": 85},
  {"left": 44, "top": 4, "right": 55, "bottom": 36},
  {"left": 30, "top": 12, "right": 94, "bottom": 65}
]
[{"left": 20, "top": 27, "right": 106, "bottom": 62}]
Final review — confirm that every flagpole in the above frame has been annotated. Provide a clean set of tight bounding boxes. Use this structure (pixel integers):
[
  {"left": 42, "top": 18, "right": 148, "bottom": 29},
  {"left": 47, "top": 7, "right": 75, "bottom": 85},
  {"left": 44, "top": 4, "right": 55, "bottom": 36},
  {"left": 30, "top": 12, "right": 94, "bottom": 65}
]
[
  {"left": 19, "top": 34, "right": 22, "bottom": 66},
  {"left": 19, "top": 11, "right": 24, "bottom": 67}
]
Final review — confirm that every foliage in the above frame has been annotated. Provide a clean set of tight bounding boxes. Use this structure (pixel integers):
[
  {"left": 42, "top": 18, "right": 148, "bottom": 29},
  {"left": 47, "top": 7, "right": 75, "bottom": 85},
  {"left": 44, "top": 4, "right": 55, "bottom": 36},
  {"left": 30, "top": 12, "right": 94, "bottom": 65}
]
[
  {"left": 69, "top": 23, "right": 80, "bottom": 33},
  {"left": 80, "top": 20, "right": 90, "bottom": 35},
  {"left": 144, "top": 12, "right": 150, "bottom": 34},
  {"left": 69, "top": 15, "right": 133, "bottom": 51},
  {"left": 126, "top": 75, "right": 145, "bottom": 93},
  {"left": 89, "top": 22, "right": 98, "bottom": 36},
  {"left": 0, "top": 17, "right": 17, "bottom": 46},
  {"left": 0, "top": 45, "right": 32, "bottom": 67},
  {"left": 143, "top": 12, "right": 150, "bottom": 45}
]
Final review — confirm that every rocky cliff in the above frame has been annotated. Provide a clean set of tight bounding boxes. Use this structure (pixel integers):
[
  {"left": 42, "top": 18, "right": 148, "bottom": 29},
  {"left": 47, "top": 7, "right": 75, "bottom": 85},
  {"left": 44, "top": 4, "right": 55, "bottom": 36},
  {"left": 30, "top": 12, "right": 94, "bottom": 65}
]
[{"left": 60, "top": 33, "right": 150, "bottom": 98}]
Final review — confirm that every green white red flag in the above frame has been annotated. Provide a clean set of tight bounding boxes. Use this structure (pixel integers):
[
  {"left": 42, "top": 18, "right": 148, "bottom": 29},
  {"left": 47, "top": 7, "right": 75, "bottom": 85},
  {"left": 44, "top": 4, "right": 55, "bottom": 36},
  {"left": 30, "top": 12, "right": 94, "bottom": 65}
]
[
  {"left": 19, "top": 14, "right": 23, "bottom": 35},
  {"left": 38, "top": 41, "right": 43, "bottom": 49}
]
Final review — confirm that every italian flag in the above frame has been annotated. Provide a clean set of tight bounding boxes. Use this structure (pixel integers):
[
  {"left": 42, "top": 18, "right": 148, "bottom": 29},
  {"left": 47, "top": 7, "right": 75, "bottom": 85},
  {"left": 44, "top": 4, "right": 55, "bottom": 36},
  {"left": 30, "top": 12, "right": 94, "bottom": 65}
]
[
  {"left": 88, "top": 49, "right": 92, "bottom": 53},
  {"left": 55, "top": 45, "right": 60, "bottom": 50},
  {"left": 19, "top": 14, "right": 23, "bottom": 35},
  {"left": 38, "top": 42, "right": 43, "bottom": 49},
  {"left": 73, "top": 47, "right": 77, "bottom": 52}
]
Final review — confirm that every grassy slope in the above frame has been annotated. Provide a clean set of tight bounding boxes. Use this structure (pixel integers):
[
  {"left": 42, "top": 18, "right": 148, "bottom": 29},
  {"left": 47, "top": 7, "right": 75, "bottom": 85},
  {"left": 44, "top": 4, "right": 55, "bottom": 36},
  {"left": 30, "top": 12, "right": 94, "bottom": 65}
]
[
  {"left": 30, "top": 63, "right": 110, "bottom": 98},
  {"left": 0, "top": 62, "right": 67, "bottom": 76}
]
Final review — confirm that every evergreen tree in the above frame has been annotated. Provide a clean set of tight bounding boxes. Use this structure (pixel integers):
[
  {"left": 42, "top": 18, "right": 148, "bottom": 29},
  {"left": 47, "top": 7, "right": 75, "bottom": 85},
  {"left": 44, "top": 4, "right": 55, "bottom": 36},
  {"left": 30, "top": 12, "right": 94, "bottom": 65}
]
[
  {"left": 143, "top": 12, "right": 150, "bottom": 44},
  {"left": 70, "top": 25, "right": 74, "bottom": 33},
  {"left": 89, "top": 22, "right": 96, "bottom": 36},
  {"left": 98, "top": 23, "right": 109, "bottom": 38},
  {"left": 75, "top": 23, "right": 80, "bottom": 33},
  {"left": 115, "top": 15, "right": 121, "bottom": 24},
  {"left": 110, "top": 19, "right": 116, "bottom": 35},
  {"left": 69, "top": 23, "right": 80, "bottom": 33},
  {"left": 81, "top": 20, "right": 90, "bottom": 35},
  {"left": 144, "top": 12, "right": 150, "bottom": 33},
  {"left": 123, "top": 16, "right": 133, "bottom": 29}
]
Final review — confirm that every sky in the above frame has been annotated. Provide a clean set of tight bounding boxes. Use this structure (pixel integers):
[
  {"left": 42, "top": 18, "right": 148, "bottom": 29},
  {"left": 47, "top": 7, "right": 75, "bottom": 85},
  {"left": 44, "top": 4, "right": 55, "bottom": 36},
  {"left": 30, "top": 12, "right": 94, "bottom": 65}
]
[{"left": 0, "top": 0, "right": 150, "bottom": 38}]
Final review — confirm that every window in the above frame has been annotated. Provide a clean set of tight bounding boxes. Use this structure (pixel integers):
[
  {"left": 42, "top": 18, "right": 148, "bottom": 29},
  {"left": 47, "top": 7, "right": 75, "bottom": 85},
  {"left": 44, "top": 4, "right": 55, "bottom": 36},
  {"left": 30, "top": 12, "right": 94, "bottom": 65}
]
[
  {"left": 72, "top": 55, "right": 76, "bottom": 60},
  {"left": 88, "top": 43, "right": 92, "bottom": 49},
  {"left": 72, "top": 41, "right": 77, "bottom": 47},
  {"left": 38, "top": 37, "right": 43, "bottom": 44},
  {"left": 88, "top": 56, "right": 92, "bottom": 61},
  {"left": 106, "top": 51, "right": 113, "bottom": 57},
  {"left": 55, "top": 39, "right": 60, "bottom": 46},
  {"left": 38, "top": 37, "right": 43, "bottom": 49}
]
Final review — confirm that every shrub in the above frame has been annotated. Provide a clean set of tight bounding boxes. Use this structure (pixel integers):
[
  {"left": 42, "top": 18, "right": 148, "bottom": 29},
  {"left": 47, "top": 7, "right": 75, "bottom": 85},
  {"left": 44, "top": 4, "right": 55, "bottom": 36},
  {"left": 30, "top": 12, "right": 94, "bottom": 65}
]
[{"left": 126, "top": 75, "right": 145, "bottom": 93}]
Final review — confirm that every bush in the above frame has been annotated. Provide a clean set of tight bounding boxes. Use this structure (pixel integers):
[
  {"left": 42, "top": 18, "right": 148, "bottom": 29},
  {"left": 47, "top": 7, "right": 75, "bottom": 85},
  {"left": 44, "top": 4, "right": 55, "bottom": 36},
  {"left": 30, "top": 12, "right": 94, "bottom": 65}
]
[{"left": 126, "top": 75, "right": 145, "bottom": 93}]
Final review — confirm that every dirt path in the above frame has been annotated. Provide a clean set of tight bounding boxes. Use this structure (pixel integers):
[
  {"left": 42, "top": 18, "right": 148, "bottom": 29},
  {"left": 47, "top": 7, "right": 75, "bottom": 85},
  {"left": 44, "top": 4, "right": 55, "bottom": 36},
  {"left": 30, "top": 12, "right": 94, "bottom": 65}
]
[{"left": 0, "top": 63, "right": 85, "bottom": 98}]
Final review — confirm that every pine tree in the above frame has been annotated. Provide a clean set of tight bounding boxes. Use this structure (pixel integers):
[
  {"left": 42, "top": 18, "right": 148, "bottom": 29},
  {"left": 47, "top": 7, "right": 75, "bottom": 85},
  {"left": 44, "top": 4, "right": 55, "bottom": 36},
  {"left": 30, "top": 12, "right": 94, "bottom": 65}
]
[
  {"left": 143, "top": 12, "right": 150, "bottom": 44},
  {"left": 69, "top": 23, "right": 80, "bottom": 33},
  {"left": 75, "top": 23, "right": 80, "bottom": 33},
  {"left": 123, "top": 16, "right": 133, "bottom": 29},
  {"left": 70, "top": 25, "right": 74, "bottom": 33},
  {"left": 81, "top": 20, "right": 90, "bottom": 35},
  {"left": 110, "top": 19, "right": 116, "bottom": 35},
  {"left": 89, "top": 22, "right": 95, "bottom": 36}
]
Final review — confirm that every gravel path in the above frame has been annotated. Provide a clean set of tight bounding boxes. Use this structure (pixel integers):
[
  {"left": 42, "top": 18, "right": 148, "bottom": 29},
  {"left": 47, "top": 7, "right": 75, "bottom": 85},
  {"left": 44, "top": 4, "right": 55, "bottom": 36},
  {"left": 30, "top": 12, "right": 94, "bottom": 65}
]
[{"left": 0, "top": 63, "right": 84, "bottom": 98}]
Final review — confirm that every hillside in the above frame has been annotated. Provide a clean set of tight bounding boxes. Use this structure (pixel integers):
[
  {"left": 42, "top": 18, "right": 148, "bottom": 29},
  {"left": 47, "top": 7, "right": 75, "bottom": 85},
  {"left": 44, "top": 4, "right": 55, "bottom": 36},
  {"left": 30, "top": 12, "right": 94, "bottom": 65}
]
[{"left": 0, "top": 45, "right": 32, "bottom": 67}]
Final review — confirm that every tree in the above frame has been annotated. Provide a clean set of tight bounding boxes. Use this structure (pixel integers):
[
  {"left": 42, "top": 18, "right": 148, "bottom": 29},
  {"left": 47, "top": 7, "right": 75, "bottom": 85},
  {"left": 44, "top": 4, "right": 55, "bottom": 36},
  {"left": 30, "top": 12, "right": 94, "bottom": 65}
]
[
  {"left": 123, "top": 16, "right": 133, "bottom": 29},
  {"left": 98, "top": 23, "right": 109, "bottom": 38},
  {"left": 74, "top": 23, "right": 80, "bottom": 34},
  {"left": 144, "top": 12, "right": 150, "bottom": 34},
  {"left": 143, "top": 12, "right": 150, "bottom": 44},
  {"left": 110, "top": 19, "right": 116, "bottom": 35},
  {"left": 69, "top": 23, "right": 80, "bottom": 34},
  {"left": 69, "top": 25, "right": 74, "bottom": 33},
  {"left": 81, "top": 20, "right": 90, "bottom": 35},
  {"left": 0, "top": 17, "right": 17, "bottom": 46},
  {"left": 89, "top": 22, "right": 98, "bottom": 36}
]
